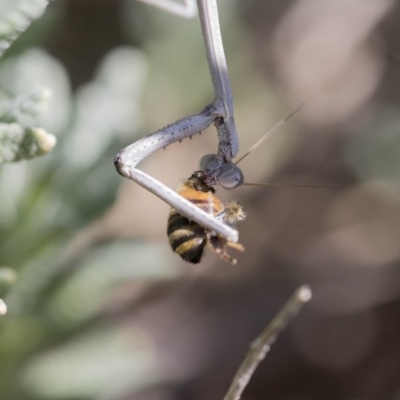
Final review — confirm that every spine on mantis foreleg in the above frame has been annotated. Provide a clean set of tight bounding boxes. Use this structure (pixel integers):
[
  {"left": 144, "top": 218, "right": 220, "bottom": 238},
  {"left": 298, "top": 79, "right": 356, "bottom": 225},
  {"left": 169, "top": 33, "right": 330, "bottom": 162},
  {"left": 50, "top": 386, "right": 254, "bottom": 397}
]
[{"left": 114, "top": 103, "right": 221, "bottom": 175}]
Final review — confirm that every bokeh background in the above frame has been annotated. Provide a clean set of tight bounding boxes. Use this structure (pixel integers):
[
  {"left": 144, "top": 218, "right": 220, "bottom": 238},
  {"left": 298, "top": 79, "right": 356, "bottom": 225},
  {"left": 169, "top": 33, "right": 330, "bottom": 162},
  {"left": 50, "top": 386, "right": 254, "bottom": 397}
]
[{"left": 1, "top": 0, "right": 400, "bottom": 399}]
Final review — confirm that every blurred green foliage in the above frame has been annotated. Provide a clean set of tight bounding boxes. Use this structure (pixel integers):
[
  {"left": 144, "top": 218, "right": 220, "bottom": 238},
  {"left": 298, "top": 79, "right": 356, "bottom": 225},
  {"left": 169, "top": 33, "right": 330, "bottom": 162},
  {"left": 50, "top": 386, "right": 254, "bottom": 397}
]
[
  {"left": 0, "top": 0, "right": 51, "bottom": 58},
  {"left": 0, "top": 0, "right": 56, "bottom": 163},
  {"left": 0, "top": 2, "right": 185, "bottom": 399}
]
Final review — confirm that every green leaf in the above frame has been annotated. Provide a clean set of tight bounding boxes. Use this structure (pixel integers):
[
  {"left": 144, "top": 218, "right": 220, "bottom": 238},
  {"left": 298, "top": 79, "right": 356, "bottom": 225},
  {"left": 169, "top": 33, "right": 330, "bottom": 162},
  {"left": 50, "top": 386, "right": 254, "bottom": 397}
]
[
  {"left": 0, "top": 123, "right": 56, "bottom": 162},
  {"left": 0, "top": 0, "right": 51, "bottom": 58}
]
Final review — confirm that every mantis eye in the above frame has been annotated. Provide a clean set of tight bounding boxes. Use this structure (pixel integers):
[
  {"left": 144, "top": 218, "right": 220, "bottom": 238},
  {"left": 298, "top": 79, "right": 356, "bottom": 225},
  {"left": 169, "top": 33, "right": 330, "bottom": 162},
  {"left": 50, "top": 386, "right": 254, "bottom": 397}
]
[
  {"left": 199, "top": 154, "right": 244, "bottom": 189},
  {"left": 217, "top": 161, "right": 244, "bottom": 189}
]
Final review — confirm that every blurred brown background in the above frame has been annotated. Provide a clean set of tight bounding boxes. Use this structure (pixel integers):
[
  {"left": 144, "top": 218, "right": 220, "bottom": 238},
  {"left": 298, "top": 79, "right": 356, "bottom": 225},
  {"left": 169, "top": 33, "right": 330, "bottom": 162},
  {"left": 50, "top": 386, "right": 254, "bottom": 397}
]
[{"left": 1, "top": 1, "right": 400, "bottom": 399}]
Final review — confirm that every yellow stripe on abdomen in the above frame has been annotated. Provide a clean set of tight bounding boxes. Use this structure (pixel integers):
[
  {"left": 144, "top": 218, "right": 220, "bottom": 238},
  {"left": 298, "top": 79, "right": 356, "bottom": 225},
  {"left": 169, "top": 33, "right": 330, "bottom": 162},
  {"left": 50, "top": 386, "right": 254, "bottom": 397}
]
[{"left": 175, "top": 237, "right": 204, "bottom": 256}]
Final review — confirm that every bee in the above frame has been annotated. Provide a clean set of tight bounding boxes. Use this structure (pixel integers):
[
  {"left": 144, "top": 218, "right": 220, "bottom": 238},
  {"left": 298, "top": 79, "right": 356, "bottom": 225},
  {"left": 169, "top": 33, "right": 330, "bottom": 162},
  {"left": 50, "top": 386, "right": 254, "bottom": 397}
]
[{"left": 167, "top": 171, "right": 246, "bottom": 265}]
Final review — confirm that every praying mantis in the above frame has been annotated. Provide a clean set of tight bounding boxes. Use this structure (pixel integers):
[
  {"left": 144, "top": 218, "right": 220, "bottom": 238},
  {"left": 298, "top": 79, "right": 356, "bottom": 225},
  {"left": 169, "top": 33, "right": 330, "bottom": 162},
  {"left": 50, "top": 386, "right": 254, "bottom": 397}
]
[
  {"left": 114, "top": 0, "right": 307, "bottom": 253},
  {"left": 115, "top": 0, "right": 244, "bottom": 243}
]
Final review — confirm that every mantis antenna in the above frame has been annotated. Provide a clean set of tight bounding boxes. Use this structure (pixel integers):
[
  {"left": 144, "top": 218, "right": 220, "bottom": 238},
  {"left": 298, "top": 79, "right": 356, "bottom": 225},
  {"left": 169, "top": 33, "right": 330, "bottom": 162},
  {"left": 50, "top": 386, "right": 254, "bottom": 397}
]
[
  {"left": 234, "top": 103, "right": 305, "bottom": 165},
  {"left": 201, "top": 103, "right": 343, "bottom": 191},
  {"left": 200, "top": 103, "right": 305, "bottom": 189},
  {"left": 242, "top": 182, "right": 342, "bottom": 190}
]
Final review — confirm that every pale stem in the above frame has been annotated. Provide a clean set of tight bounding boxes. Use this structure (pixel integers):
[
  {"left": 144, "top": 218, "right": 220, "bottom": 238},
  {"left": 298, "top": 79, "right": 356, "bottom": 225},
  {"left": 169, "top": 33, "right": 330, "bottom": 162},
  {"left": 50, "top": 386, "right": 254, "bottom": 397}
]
[{"left": 222, "top": 285, "right": 312, "bottom": 400}]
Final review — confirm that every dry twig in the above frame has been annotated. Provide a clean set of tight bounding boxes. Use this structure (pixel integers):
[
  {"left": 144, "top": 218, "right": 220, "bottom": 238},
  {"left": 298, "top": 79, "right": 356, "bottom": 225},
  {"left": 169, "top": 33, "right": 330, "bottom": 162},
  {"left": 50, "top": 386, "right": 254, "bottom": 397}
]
[{"left": 222, "top": 285, "right": 312, "bottom": 400}]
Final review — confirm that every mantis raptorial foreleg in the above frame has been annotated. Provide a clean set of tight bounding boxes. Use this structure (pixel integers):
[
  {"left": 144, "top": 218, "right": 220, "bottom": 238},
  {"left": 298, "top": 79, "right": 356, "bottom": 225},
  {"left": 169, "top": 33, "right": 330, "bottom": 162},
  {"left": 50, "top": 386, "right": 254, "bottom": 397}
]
[
  {"left": 134, "top": 0, "right": 239, "bottom": 164},
  {"left": 114, "top": 102, "right": 239, "bottom": 242},
  {"left": 115, "top": 0, "right": 240, "bottom": 242}
]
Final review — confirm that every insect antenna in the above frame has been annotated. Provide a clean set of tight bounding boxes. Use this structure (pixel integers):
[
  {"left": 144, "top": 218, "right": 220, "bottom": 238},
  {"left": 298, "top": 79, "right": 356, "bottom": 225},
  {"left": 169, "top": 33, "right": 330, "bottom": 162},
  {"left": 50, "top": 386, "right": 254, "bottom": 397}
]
[
  {"left": 234, "top": 103, "right": 343, "bottom": 190},
  {"left": 234, "top": 102, "right": 305, "bottom": 165},
  {"left": 242, "top": 182, "right": 342, "bottom": 190}
]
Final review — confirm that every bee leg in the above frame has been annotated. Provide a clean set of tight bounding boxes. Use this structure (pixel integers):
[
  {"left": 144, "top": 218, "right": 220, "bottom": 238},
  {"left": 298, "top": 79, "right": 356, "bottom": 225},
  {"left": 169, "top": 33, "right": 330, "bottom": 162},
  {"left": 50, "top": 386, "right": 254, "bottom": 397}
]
[
  {"left": 227, "top": 241, "right": 245, "bottom": 253},
  {"left": 207, "top": 235, "right": 237, "bottom": 265},
  {"left": 215, "top": 203, "right": 246, "bottom": 228},
  {"left": 215, "top": 210, "right": 227, "bottom": 221},
  {"left": 222, "top": 201, "right": 246, "bottom": 226}
]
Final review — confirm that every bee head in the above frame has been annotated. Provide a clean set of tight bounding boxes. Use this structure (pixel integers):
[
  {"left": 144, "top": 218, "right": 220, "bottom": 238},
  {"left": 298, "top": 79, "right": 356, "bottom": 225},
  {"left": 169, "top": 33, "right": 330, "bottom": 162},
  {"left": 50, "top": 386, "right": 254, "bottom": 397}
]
[{"left": 187, "top": 171, "right": 215, "bottom": 193}]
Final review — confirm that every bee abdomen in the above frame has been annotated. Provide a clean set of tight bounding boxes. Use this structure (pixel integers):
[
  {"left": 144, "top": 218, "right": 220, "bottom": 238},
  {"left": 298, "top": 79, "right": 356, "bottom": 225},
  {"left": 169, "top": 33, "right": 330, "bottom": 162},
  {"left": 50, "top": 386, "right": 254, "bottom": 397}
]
[{"left": 167, "top": 211, "right": 206, "bottom": 264}]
